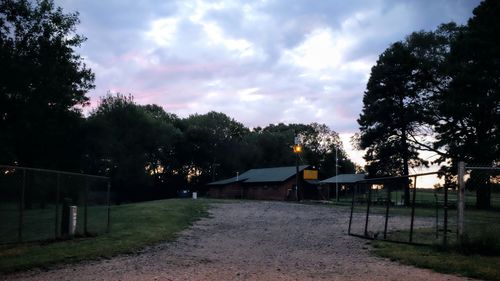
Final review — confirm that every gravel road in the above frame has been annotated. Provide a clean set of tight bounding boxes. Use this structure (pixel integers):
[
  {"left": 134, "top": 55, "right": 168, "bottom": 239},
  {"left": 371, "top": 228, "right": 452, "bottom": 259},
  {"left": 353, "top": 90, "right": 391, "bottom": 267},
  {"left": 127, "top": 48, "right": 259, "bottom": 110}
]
[{"left": 4, "top": 201, "right": 475, "bottom": 281}]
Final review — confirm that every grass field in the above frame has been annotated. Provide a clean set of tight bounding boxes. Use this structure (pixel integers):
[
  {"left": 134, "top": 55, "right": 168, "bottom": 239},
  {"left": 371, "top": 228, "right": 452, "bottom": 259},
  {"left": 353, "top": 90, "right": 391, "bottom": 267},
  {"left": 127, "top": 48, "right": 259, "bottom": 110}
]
[
  {"left": 341, "top": 187, "right": 500, "bottom": 280},
  {"left": 0, "top": 198, "right": 212, "bottom": 273},
  {"left": 372, "top": 241, "right": 500, "bottom": 281},
  {"left": 0, "top": 203, "right": 110, "bottom": 244},
  {"left": 367, "top": 188, "right": 500, "bottom": 208},
  {"left": 369, "top": 208, "right": 500, "bottom": 281}
]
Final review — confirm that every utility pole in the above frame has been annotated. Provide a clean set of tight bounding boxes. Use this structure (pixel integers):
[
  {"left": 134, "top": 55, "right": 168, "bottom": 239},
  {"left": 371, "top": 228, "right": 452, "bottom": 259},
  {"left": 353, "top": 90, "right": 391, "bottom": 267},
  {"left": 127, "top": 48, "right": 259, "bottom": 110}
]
[
  {"left": 294, "top": 134, "right": 302, "bottom": 202},
  {"left": 296, "top": 148, "right": 299, "bottom": 201},
  {"left": 335, "top": 147, "right": 339, "bottom": 202}
]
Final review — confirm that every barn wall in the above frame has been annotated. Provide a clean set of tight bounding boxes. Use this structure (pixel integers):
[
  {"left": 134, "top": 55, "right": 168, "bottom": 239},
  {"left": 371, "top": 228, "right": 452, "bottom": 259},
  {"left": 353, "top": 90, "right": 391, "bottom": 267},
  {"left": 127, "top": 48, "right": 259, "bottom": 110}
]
[
  {"left": 243, "top": 179, "right": 294, "bottom": 201},
  {"left": 208, "top": 176, "right": 317, "bottom": 201},
  {"left": 207, "top": 183, "right": 243, "bottom": 199},
  {"left": 208, "top": 179, "right": 300, "bottom": 201}
]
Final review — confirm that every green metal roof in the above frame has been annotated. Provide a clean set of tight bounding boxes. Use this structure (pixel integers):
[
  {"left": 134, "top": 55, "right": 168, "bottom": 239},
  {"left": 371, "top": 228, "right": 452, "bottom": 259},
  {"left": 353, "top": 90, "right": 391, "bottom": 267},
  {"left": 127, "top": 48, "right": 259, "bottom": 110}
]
[
  {"left": 320, "top": 174, "right": 366, "bottom": 184},
  {"left": 208, "top": 165, "right": 310, "bottom": 185},
  {"left": 208, "top": 176, "right": 241, "bottom": 185}
]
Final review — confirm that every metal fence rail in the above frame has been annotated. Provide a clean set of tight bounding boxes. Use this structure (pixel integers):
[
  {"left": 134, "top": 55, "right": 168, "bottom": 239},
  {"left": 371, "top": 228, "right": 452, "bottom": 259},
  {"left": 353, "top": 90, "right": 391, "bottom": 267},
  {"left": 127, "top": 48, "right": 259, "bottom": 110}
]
[
  {"left": 348, "top": 163, "right": 500, "bottom": 249},
  {"left": 0, "top": 165, "right": 111, "bottom": 244},
  {"left": 348, "top": 171, "right": 457, "bottom": 246}
]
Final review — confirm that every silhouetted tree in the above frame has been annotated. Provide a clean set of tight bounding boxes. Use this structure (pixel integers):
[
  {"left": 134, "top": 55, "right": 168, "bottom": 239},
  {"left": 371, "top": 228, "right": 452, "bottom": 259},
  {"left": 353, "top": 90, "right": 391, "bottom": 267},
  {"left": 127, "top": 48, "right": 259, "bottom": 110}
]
[
  {"left": 176, "top": 111, "right": 249, "bottom": 192},
  {"left": 83, "top": 94, "right": 181, "bottom": 202},
  {"left": 0, "top": 0, "right": 94, "bottom": 169},
  {"left": 358, "top": 41, "right": 428, "bottom": 205},
  {"left": 434, "top": 0, "right": 500, "bottom": 209}
]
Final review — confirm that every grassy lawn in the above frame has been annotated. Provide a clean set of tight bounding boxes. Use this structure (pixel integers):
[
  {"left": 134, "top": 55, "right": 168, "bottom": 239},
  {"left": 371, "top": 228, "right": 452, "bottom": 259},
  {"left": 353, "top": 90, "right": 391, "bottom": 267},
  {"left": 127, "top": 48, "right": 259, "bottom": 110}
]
[
  {"left": 370, "top": 208, "right": 500, "bottom": 281},
  {"left": 0, "top": 198, "right": 213, "bottom": 273},
  {"left": 372, "top": 241, "right": 500, "bottom": 281}
]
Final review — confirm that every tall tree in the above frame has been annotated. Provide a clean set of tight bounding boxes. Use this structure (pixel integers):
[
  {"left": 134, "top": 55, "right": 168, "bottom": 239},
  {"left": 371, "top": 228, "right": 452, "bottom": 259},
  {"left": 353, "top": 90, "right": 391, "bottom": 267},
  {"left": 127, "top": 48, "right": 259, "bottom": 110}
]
[
  {"left": 434, "top": 0, "right": 500, "bottom": 209},
  {"left": 402, "top": 24, "right": 463, "bottom": 156},
  {"left": 0, "top": 0, "right": 94, "bottom": 169},
  {"left": 358, "top": 42, "right": 428, "bottom": 205}
]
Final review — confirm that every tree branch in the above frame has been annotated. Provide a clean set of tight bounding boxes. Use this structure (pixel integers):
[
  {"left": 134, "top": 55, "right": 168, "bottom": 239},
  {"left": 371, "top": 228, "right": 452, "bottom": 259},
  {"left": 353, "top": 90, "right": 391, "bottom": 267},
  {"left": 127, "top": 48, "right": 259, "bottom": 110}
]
[{"left": 407, "top": 133, "right": 449, "bottom": 158}]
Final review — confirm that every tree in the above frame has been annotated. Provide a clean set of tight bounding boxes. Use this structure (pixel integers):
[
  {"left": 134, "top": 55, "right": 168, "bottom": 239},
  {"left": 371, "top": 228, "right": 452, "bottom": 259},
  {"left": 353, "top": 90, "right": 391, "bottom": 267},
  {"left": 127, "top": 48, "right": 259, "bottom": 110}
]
[
  {"left": 0, "top": 0, "right": 94, "bottom": 169},
  {"left": 177, "top": 111, "right": 249, "bottom": 191},
  {"left": 250, "top": 123, "right": 355, "bottom": 176},
  {"left": 357, "top": 41, "right": 428, "bottom": 205},
  {"left": 83, "top": 94, "right": 182, "bottom": 202},
  {"left": 299, "top": 123, "right": 355, "bottom": 176},
  {"left": 434, "top": 0, "right": 500, "bottom": 209}
]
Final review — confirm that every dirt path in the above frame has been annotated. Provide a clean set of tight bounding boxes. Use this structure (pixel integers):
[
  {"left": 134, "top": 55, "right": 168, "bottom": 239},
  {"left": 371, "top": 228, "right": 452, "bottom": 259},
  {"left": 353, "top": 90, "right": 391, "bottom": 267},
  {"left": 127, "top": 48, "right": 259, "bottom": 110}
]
[{"left": 5, "top": 201, "right": 474, "bottom": 281}]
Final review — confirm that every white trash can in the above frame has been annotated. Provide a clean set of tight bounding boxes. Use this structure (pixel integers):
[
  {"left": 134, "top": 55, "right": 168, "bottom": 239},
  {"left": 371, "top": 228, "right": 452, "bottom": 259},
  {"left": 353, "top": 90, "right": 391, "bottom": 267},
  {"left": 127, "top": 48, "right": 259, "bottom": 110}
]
[{"left": 192, "top": 192, "right": 197, "bottom": 199}]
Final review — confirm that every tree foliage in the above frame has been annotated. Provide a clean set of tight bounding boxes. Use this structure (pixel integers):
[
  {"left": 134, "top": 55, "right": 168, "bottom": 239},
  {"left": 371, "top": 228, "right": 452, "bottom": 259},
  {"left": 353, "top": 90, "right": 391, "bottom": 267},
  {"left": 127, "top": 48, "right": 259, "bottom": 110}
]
[
  {"left": 0, "top": 0, "right": 94, "bottom": 169},
  {"left": 83, "top": 94, "right": 182, "bottom": 202},
  {"left": 81, "top": 99, "right": 358, "bottom": 202},
  {"left": 176, "top": 111, "right": 249, "bottom": 190},
  {"left": 358, "top": 41, "right": 425, "bottom": 180},
  {"left": 357, "top": 0, "right": 499, "bottom": 208},
  {"left": 433, "top": 0, "right": 500, "bottom": 208}
]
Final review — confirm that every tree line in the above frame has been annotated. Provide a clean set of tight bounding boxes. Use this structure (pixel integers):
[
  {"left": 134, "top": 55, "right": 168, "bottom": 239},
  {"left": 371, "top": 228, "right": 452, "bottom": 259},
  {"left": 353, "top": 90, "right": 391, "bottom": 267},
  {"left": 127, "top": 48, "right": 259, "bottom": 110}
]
[
  {"left": 83, "top": 94, "right": 357, "bottom": 202},
  {"left": 0, "top": 0, "right": 356, "bottom": 202},
  {"left": 357, "top": 0, "right": 499, "bottom": 208}
]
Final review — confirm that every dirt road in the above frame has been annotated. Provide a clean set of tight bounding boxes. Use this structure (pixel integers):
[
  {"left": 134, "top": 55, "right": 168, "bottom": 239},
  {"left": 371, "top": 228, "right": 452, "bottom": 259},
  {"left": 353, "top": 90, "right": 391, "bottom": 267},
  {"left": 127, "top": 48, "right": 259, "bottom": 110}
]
[{"left": 5, "top": 201, "right": 474, "bottom": 280}]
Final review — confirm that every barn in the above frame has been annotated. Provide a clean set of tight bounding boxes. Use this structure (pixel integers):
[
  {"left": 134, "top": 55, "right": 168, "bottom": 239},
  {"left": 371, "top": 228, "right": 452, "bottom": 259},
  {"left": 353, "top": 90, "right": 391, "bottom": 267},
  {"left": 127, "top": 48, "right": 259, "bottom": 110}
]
[{"left": 207, "top": 165, "right": 312, "bottom": 201}]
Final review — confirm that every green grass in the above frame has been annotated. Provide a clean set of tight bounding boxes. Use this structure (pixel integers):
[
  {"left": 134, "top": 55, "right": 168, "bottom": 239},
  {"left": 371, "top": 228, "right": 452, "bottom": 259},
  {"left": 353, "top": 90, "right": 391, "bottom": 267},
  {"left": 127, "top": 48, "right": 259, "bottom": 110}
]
[
  {"left": 0, "top": 204, "right": 112, "bottom": 243},
  {"left": 372, "top": 241, "right": 500, "bottom": 281},
  {"left": 370, "top": 208, "right": 500, "bottom": 281},
  {"left": 0, "top": 198, "right": 213, "bottom": 273}
]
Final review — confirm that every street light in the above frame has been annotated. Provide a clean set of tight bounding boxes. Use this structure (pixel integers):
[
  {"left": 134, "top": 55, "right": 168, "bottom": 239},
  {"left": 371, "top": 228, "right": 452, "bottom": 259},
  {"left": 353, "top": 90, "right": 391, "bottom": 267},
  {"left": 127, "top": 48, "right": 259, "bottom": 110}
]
[
  {"left": 293, "top": 145, "right": 302, "bottom": 153},
  {"left": 293, "top": 135, "right": 302, "bottom": 201}
]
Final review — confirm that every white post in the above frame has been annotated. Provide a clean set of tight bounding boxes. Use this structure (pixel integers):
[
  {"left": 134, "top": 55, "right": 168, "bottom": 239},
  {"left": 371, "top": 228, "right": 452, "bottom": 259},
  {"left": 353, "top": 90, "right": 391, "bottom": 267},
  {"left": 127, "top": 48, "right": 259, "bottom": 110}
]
[{"left": 457, "top": 161, "right": 465, "bottom": 244}]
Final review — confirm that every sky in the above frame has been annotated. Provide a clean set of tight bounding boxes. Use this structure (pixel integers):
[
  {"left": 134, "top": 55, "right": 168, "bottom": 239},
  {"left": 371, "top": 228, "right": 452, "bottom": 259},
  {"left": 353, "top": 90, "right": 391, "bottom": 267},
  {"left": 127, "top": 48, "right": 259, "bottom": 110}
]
[{"left": 57, "top": 0, "right": 480, "bottom": 166}]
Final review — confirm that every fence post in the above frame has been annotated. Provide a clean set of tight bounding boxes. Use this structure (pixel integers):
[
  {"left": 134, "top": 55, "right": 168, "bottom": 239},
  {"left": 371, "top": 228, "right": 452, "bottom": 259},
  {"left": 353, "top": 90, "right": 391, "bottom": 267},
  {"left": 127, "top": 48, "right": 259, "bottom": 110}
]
[
  {"left": 434, "top": 189, "right": 439, "bottom": 239},
  {"left": 84, "top": 178, "right": 89, "bottom": 235},
  {"left": 383, "top": 183, "right": 391, "bottom": 239},
  {"left": 18, "top": 169, "right": 26, "bottom": 242},
  {"left": 364, "top": 184, "right": 372, "bottom": 237},
  {"left": 457, "top": 161, "right": 465, "bottom": 244},
  {"left": 55, "top": 173, "right": 61, "bottom": 239},
  {"left": 348, "top": 183, "right": 357, "bottom": 235},
  {"left": 409, "top": 176, "right": 417, "bottom": 243},
  {"left": 106, "top": 180, "right": 111, "bottom": 233},
  {"left": 443, "top": 177, "right": 449, "bottom": 246}
]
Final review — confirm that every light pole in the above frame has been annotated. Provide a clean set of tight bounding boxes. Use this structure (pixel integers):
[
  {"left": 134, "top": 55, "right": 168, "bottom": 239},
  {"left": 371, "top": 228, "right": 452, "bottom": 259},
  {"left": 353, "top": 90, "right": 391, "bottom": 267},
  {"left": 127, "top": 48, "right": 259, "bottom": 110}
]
[
  {"left": 335, "top": 147, "right": 343, "bottom": 202},
  {"left": 336, "top": 147, "right": 338, "bottom": 202},
  {"left": 293, "top": 135, "right": 302, "bottom": 201}
]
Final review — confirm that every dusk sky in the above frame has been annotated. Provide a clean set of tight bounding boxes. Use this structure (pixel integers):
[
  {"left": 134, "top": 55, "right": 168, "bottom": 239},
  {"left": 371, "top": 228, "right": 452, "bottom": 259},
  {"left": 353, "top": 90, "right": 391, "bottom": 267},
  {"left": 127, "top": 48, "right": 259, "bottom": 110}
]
[{"left": 57, "top": 0, "right": 480, "bottom": 166}]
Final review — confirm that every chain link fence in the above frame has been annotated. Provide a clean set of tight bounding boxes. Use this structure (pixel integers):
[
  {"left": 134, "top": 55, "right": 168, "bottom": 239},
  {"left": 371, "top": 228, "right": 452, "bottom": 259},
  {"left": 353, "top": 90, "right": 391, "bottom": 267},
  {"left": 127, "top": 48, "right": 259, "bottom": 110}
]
[{"left": 0, "top": 165, "right": 111, "bottom": 244}]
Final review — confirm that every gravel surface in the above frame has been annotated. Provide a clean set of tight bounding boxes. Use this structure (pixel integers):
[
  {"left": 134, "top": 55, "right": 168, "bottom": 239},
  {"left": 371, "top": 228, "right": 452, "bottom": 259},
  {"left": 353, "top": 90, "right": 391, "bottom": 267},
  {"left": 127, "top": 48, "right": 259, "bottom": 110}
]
[{"left": 4, "top": 201, "right": 475, "bottom": 281}]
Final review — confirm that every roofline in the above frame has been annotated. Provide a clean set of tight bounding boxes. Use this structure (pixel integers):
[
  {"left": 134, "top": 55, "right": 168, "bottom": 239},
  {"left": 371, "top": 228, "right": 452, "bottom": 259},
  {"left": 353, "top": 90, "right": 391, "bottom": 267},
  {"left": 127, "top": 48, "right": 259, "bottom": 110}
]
[{"left": 207, "top": 165, "right": 311, "bottom": 186}]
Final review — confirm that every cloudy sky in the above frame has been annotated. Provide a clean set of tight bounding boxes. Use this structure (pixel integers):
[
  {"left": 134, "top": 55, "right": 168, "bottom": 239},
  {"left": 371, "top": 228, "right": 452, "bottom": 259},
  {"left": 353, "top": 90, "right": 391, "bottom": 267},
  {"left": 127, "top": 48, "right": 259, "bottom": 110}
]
[{"left": 57, "top": 0, "right": 480, "bottom": 165}]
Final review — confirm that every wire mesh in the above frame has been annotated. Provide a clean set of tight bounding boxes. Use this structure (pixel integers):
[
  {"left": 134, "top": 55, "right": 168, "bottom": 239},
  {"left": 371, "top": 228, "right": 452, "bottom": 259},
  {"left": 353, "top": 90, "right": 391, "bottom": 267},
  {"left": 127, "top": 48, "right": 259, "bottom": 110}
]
[{"left": 0, "top": 165, "right": 111, "bottom": 244}]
